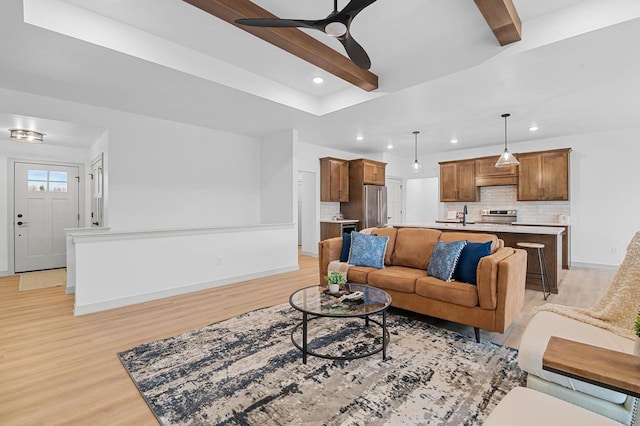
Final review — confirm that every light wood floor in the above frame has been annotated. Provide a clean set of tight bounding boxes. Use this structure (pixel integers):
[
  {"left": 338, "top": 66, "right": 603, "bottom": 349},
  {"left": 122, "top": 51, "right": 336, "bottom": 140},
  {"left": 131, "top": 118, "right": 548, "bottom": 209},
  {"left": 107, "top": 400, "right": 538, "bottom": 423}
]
[{"left": 0, "top": 252, "right": 614, "bottom": 425}]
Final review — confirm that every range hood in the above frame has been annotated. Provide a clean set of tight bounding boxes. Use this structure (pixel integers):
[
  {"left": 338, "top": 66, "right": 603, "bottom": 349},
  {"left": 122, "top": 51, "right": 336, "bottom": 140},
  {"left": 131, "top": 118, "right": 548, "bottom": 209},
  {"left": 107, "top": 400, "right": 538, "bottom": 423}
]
[
  {"left": 474, "top": 156, "right": 518, "bottom": 187},
  {"left": 475, "top": 176, "right": 518, "bottom": 187}
]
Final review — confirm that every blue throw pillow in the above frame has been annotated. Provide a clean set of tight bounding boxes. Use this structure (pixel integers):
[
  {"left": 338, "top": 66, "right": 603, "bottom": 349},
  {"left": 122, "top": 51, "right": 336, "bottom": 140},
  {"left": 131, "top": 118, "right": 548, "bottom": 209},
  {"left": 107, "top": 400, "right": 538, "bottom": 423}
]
[
  {"left": 427, "top": 240, "right": 467, "bottom": 282},
  {"left": 340, "top": 232, "right": 351, "bottom": 262},
  {"left": 348, "top": 232, "right": 389, "bottom": 269},
  {"left": 454, "top": 241, "right": 492, "bottom": 285}
]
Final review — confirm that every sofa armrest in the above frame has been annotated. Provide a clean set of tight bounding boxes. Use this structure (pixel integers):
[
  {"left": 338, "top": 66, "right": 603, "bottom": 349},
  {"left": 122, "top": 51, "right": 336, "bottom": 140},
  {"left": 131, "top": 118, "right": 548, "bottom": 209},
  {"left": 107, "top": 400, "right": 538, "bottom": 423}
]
[
  {"left": 318, "top": 237, "right": 344, "bottom": 284},
  {"left": 494, "top": 248, "right": 527, "bottom": 332},
  {"left": 476, "top": 247, "right": 514, "bottom": 310}
]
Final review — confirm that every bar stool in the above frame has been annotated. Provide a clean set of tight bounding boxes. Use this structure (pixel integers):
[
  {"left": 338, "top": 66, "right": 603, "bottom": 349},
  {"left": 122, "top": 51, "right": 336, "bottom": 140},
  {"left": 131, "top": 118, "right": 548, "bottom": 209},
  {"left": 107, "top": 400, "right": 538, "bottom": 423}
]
[{"left": 517, "top": 242, "right": 550, "bottom": 300}]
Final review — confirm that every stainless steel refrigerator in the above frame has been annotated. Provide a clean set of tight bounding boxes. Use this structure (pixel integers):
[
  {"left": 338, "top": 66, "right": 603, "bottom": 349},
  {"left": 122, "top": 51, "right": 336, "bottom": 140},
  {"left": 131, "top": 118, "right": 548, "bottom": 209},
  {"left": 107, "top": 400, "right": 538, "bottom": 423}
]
[
  {"left": 363, "top": 185, "right": 387, "bottom": 228},
  {"left": 341, "top": 183, "right": 387, "bottom": 230}
]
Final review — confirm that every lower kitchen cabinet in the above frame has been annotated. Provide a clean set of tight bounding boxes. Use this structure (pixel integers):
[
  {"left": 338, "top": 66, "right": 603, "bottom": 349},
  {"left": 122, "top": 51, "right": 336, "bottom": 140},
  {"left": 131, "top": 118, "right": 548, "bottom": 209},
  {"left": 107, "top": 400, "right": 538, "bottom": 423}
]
[{"left": 320, "top": 221, "right": 358, "bottom": 240}]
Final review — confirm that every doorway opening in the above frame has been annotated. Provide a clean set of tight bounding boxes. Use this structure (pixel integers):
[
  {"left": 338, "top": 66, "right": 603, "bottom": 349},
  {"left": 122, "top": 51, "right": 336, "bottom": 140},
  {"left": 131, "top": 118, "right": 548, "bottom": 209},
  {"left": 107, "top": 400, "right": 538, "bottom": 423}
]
[{"left": 297, "top": 171, "right": 317, "bottom": 257}]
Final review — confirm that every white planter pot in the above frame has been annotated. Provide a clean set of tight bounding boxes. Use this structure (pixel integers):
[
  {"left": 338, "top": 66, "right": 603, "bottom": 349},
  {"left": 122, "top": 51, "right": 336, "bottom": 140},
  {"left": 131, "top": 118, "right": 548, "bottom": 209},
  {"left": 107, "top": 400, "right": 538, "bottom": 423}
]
[{"left": 329, "top": 283, "right": 340, "bottom": 294}]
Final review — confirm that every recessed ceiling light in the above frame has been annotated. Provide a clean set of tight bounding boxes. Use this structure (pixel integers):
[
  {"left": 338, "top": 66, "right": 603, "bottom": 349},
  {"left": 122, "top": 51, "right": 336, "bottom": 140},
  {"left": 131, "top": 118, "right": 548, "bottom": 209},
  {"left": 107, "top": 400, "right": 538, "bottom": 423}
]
[
  {"left": 450, "top": 138, "right": 458, "bottom": 144},
  {"left": 312, "top": 76, "right": 324, "bottom": 85},
  {"left": 529, "top": 125, "right": 539, "bottom": 132},
  {"left": 386, "top": 142, "right": 394, "bottom": 150},
  {"left": 356, "top": 135, "right": 364, "bottom": 141}
]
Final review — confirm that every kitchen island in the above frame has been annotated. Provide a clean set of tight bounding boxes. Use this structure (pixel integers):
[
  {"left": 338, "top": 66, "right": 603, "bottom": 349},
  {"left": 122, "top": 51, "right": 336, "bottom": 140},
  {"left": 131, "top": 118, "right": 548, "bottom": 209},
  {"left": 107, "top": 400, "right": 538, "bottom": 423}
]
[{"left": 396, "top": 222, "right": 565, "bottom": 294}]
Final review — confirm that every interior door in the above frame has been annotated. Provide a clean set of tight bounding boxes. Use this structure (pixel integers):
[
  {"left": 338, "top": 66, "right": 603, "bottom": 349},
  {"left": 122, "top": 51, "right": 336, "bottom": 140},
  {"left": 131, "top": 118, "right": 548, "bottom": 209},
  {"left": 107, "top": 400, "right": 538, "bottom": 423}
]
[
  {"left": 386, "top": 177, "right": 403, "bottom": 225},
  {"left": 14, "top": 162, "right": 80, "bottom": 272}
]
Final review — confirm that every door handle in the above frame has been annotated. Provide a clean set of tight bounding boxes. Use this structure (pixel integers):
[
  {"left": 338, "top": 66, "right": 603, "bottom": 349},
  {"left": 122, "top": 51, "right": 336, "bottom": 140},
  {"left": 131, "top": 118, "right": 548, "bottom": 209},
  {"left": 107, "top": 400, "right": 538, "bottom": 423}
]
[{"left": 17, "top": 221, "right": 28, "bottom": 226}]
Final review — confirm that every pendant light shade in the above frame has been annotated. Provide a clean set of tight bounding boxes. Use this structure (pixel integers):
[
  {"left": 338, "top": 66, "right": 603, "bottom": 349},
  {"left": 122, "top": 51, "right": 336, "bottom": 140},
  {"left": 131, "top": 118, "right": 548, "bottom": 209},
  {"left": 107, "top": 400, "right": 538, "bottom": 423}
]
[
  {"left": 410, "top": 131, "right": 422, "bottom": 173},
  {"left": 495, "top": 113, "right": 519, "bottom": 167}
]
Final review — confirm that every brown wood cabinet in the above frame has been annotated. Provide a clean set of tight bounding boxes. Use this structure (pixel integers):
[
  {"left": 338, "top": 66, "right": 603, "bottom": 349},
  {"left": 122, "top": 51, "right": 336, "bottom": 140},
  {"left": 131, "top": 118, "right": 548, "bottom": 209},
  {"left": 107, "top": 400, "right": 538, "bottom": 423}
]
[
  {"left": 320, "top": 157, "right": 349, "bottom": 202},
  {"left": 474, "top": 155, "right": 518, "bottom": 186},
  {"left": 439, "top": 159, "right": 478, "bottom": 202},
  {"left": 353, "top": 158, "right": 385, "bottom": 185},
  {"left": 517, "top": 149, "right": 571, "bottom": 201},
  {"left": 320, "top": 221, "right": 358, "bottom": 240}
]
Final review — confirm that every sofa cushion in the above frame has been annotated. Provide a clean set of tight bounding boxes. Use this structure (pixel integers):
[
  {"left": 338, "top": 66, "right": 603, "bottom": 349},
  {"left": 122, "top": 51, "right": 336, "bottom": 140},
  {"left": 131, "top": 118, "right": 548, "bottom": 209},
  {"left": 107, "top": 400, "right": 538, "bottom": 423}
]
[
  {"left": 340, "top": 232, "right": 352, "bottom": 262},
  {"left": 415, "top": 276, "right": 479, "bottom": 307},
  {"left": 454, "top": 241, "right": 493, "bottom": 285},
  {"left": 348, "top": 232, "right": 388, "bottom": 269},
  {"left": 518, "top": 311, "right": 632, "bottom": 404},
  {"left": 427, "top": 240, "right": 467, "bottom": 281},
  {"left": 439, "top": 232, "right": 499, "bottom": 253},
  {"left": 347, "top": 266, "right": 377, "bottom": 284},
  {"left": 367, "top": 266, "right": 426, "bottom": 293},
  {"left": 391, "top": 228, "right": 442, "bottom": 269},
  {"left": 372, "top": 227, "right": 398, "bottom": 265}
]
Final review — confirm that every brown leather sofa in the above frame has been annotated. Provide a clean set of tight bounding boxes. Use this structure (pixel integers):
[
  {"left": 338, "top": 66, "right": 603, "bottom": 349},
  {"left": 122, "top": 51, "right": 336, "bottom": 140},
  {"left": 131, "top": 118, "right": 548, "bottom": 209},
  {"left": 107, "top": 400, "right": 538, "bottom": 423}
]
[{"left": 318, "top": 227, "right": 528, "bottom": 341}]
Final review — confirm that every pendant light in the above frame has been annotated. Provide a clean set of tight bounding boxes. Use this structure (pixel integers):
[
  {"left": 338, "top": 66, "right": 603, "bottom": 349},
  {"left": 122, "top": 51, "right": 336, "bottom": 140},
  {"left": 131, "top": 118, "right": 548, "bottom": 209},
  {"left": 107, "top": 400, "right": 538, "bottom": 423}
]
[
  {"left": 410, "top": 131, "right": 422, "bottom": 173},
  {"left": 495, "top": 113, "right": 519, "bottom": 167}
]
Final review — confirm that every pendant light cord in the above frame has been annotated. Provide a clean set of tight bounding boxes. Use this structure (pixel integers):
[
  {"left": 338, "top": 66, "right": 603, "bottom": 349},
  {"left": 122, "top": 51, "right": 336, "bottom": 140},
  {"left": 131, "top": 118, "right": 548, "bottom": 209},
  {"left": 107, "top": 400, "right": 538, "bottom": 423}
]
[
  {"left": 502, "top": 113, "right": 510, "bottom": 150},
  {"left": 414, "top": 131, "right": 419, "bottom": 161}
]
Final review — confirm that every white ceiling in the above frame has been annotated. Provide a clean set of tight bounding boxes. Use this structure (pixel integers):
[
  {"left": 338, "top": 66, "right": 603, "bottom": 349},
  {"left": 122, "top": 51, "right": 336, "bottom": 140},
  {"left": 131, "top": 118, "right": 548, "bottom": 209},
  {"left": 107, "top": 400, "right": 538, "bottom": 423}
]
[{"left": 1, "top": 0, "right": 640, "bottom": 157}]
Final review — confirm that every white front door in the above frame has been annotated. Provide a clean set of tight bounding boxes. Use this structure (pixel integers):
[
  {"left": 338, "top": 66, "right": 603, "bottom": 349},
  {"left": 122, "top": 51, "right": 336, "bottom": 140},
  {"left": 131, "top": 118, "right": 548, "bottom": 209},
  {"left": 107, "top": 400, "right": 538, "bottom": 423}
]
[
  {"left": 14, "top": 162, "right": 80, "bottom": 272},
  {"left": 386, "top": 176, "right": 404, "bottom": 225}
]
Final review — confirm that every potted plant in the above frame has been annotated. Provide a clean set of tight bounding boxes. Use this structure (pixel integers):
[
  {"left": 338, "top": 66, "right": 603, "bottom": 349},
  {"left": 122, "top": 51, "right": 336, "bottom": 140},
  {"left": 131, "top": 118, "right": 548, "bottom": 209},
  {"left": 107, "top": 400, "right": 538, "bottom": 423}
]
[{"left": 325, "top": 271, "right": 346, "bottom": 294}]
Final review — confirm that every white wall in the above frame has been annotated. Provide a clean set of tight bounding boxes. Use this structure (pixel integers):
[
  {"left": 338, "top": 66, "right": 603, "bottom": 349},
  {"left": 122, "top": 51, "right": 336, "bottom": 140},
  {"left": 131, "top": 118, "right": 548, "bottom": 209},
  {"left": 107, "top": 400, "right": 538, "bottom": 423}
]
[
  {"left": 405, "top": 177, "right": 440, "bottom": 222},
  {"left": 72, "top": 224, "right": 297, "bottom": 314},
  {"left": 384, "top": 128, "right": 640, "bottom": 266},
  {"left": 107, "top": 118, "right": 261, "bottom": 232},
  {"left": 260, "top": 130, "right": 295, "bottom": 224}
]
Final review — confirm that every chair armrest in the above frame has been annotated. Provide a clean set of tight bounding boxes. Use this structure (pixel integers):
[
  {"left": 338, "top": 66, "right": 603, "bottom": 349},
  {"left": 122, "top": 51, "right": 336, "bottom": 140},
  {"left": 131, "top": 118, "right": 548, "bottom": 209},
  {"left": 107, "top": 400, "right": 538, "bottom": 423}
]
[{"left": 318, "top": 237, "right": 344, "bottom": 284}]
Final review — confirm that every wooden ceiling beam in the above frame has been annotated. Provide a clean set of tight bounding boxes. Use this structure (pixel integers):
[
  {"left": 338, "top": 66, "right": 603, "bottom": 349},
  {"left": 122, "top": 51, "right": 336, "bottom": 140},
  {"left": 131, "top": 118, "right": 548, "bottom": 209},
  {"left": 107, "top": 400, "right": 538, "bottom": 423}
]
[
  {"left": 474, "top": 0, "right": 522, "bottom": 46},
  {"left": 182, "top": 0, "right": 379, "bottom": 92}
]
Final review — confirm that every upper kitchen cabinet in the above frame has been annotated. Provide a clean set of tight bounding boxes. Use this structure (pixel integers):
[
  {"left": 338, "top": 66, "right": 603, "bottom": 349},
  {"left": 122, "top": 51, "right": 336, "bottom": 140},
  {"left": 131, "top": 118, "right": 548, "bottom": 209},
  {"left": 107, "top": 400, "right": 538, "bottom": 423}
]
[
  {"left": 517, "top": 148, "right": 571, "bottom": 201},
  {"left": 351, "top": 159, "right": 386, "bottom": 185},
  {"left": 439, "top": 159, "right": 478, "bottom": 202},
  {"left": 320, "top": 157, "right": 349, "bottom": 202},
  {"left": 474, "top": 155, "right": 518, "bottom": 186}
]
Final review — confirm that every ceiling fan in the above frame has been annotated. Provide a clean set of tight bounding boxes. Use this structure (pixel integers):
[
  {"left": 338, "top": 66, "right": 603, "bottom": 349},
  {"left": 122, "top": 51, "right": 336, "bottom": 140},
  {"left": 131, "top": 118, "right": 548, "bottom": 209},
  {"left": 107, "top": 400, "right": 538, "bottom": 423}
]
[{"left": 235, "top": 0, "right": 377, "bottom": 70}]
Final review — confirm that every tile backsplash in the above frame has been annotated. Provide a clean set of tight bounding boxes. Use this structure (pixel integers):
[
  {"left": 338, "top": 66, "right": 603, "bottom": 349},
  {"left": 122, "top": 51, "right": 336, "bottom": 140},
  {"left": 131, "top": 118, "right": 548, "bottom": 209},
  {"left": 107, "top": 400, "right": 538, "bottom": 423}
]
[
  {"left": 320, "top": 202, "right": 341, "bottom": 220},
  {"left": 444, "top": 186, "right": 570, "bottom": 224}
]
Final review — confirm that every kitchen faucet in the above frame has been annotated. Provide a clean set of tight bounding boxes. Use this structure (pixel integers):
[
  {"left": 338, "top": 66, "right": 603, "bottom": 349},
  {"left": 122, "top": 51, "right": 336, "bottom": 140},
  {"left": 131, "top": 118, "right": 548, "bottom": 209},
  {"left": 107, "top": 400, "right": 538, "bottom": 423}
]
[{"left": 462, "top": 205, "right": 468, "bottom": 226}]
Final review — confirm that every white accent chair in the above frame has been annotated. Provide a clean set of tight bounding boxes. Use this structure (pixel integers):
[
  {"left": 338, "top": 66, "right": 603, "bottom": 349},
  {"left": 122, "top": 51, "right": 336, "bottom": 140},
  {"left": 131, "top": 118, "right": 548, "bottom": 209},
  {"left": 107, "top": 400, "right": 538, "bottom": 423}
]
[{"left": 518, "top": 311, "right": 637, "bottom": 425}]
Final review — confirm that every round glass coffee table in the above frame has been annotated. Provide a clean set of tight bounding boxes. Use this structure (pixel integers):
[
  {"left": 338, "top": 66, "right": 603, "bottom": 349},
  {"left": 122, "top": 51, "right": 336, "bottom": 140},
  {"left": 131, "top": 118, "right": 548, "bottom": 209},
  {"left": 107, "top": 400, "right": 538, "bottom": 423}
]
[{"left": 289, "top": 284, "right": 392, "bottom": 364}]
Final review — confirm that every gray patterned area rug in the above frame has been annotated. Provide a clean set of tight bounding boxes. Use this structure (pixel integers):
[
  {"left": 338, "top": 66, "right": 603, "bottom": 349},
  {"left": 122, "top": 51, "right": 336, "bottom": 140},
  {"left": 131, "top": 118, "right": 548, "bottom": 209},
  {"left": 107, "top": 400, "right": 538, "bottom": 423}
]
[{"left": 118, "top": 303, "right": 525, "bottom": 425}]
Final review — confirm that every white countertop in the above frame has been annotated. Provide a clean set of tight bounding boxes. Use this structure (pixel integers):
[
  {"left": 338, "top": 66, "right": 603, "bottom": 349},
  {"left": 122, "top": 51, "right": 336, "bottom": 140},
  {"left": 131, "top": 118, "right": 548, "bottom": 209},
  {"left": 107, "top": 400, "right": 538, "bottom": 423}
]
[
  {"left": 320, "top": 219, "right": 359, "bottom": 224},
  {"left": 399, "top": 222, "right": 565, "bottom": 235},
  {"left": 512, "top": 221, "right": 570, "bottom": 227}
]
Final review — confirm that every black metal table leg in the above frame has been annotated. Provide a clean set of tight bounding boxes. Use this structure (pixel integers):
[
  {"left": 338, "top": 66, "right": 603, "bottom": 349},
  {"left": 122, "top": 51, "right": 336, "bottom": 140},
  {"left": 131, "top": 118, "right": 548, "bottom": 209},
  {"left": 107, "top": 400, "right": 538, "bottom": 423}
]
[
  {"left": 302, "top": 312, "right": 308, "bottom": 364},
  {"left": 382, "top": 310, "right": 387, "bottom": 360}
]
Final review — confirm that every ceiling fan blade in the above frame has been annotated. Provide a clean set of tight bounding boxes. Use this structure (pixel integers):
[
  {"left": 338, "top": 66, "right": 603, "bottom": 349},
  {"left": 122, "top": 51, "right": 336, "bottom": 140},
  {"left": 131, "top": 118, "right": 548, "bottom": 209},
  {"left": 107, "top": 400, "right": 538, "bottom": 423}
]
[
  {"left": 235, "top": 18, "right": 318, "bottom": 31},
  {"left": 340, "top": 0, "right": 377, "bottom": 18},
  {"left": 338, "top": 33, "right": 371, "bottom": 70}
]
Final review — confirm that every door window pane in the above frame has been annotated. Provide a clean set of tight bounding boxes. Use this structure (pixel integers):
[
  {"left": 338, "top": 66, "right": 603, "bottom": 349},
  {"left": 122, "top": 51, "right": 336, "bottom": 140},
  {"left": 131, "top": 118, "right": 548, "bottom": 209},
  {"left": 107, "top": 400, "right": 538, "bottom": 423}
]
[
  {"left": 28, "top": 181, "right": 47, "bottom": 192},
  {"left": 28, "top": 170, "right": 48, "bottom": 180},
  {"left": 49, "top": 182, "right": 68, "bottom": 192},
  {"left": 49, "top": 171, "right": 68, "bottom": 182},
  {"left": 26, "top": 170, "right": 69, "bottom": 192}
]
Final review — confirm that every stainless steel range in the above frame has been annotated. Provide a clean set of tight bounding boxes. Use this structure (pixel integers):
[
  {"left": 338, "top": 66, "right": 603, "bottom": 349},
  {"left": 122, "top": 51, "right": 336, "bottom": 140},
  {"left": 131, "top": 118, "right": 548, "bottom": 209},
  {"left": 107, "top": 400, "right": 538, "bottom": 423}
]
[{"left": 479, "top": 209, "right": 517, "bottom": 225}]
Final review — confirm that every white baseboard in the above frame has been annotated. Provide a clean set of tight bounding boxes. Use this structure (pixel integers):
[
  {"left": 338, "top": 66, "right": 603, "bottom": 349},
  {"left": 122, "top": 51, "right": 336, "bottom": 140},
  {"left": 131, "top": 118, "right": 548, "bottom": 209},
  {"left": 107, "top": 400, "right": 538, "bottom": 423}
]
[
  {"left": 301, "top": 250, "right": 318, "bottom": 257},
  {"left": 73, "top": 264, "right": 300, "bottom": 316},
  {"left": 570, "top": 262, "right": 619, "bottom": 270}
]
